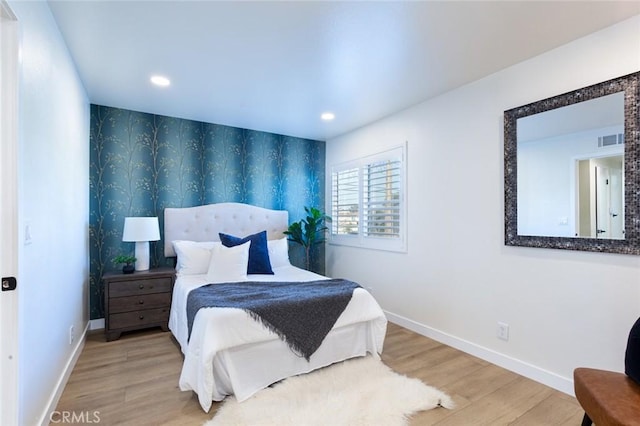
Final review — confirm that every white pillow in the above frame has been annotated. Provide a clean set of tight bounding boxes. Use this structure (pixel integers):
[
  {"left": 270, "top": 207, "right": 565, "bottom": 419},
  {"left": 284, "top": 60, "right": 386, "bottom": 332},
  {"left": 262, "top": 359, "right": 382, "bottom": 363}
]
[
  {"left": 267, "top": 237, "right": 290, "bottom": 268},
  {"left": 173, "top": 240, "right": 221, "bottom": 275},
  {"left": 206, "top": 241, "right": 251, "bottom": 283}
]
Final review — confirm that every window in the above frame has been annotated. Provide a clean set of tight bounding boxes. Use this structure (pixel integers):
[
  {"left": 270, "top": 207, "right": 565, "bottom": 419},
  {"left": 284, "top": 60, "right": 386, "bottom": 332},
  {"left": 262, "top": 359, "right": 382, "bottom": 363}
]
[{"left": 330, "top": 144, "right": 406, "bottom": 252}]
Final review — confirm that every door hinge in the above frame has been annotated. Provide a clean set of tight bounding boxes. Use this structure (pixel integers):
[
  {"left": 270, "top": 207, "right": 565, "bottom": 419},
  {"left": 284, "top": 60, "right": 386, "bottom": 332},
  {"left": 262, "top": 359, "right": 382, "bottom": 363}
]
[{"left": 2, "top": 277, "right": 16, "bottom": 291}]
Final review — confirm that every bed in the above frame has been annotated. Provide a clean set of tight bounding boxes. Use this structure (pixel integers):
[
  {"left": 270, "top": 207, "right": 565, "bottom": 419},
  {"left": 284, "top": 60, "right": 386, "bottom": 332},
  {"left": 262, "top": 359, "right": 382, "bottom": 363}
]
[{"left": 164, "top": 203, "right": 387, "bottom": 412}]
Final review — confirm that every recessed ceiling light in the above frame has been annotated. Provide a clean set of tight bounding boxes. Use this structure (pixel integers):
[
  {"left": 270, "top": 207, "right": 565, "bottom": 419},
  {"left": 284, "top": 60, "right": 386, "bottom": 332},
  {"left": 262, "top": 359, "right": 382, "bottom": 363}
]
[
  {"left": 321, "top": 112, "right": 335, "bottom": 121},
  {"left": 150, "top": 75, "right": 170, "bottom": 87}
]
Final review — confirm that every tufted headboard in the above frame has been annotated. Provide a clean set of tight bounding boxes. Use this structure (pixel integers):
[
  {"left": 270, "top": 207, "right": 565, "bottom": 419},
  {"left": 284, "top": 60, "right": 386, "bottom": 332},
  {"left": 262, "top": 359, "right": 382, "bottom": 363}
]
[{"left": 163, "top": 203, "right": 289, "bottom": 258}]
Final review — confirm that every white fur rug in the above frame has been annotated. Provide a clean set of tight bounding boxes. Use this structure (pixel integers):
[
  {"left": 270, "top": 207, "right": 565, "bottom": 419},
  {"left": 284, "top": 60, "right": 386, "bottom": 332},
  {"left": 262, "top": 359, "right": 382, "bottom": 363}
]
[{"left": 205, "top": 356, "right": 454, "bottom": 426}]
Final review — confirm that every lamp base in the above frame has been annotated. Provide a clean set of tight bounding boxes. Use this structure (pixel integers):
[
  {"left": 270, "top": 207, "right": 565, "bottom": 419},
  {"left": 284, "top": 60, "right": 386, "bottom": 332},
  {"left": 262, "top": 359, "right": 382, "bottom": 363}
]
[{"left": 134, "top": 241, "right": 150, "bottom": 271}]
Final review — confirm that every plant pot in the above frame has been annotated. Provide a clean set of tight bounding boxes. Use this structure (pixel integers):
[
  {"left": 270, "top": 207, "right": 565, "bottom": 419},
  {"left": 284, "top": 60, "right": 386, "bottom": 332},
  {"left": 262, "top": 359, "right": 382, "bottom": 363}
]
[{"left": 122, "top": 264, "right": 135, "bottom": 274}]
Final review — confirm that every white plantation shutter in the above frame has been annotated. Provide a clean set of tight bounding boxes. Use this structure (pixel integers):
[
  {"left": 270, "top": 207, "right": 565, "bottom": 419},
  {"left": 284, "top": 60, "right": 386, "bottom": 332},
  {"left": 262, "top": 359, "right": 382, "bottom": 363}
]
[
  {"left": 331, "top": 167, "right": 360, "bottom": 235},
  {"left": 330, "top": 144, "right": 406, "bottom": 252},
  {"left": 363, "top": 159, "right": 401, "bottom": 238}
]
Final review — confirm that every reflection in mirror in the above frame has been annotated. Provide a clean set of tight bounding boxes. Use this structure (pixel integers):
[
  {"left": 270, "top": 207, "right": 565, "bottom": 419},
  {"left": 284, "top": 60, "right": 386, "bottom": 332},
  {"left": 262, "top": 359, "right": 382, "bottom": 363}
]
[
  {"left": 504, "top": 71, "right": 640, "bottom": 255},
  {"left": 576, "top": 154, "right": 624, "bottom": 239},
  {"left": 516, "top": 92, "right": 624, "bottom": 239}
]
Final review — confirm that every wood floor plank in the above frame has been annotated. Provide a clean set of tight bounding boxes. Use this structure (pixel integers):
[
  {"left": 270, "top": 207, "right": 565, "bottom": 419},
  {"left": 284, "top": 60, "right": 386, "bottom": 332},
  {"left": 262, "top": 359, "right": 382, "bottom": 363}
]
[
  {"left": 435, "top": 376, "right": 553, "bottom": 425},
  {"left": 52, "top": 322, "right": 584, "bottom": 425},
  {"left": 509, "top": 393, "right": 585, "bottom": 425},
  {"left": 445, "top": 363, "right": 520, "bottom": 402}
]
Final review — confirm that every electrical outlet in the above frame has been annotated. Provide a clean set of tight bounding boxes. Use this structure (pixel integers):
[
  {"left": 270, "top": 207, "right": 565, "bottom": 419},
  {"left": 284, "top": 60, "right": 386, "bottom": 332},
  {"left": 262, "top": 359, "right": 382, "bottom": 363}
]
[
  {"left": 69, "top": 325, "right": 75, "bottom": 345},
  {"left": 497, "top": 322, "right": 509, "bottom": 341}
]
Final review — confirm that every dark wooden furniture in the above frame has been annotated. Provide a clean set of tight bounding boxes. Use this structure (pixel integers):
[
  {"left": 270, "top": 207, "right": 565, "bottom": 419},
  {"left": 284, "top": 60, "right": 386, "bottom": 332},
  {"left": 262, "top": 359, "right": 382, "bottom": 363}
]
[{"left": 103, "top": 267, "right": 175, "bottom": 341}]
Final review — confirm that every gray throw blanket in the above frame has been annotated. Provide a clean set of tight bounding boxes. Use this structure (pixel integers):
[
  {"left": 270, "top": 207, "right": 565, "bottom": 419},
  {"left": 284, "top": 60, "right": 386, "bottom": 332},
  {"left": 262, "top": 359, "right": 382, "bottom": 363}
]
[{"left": 186, "top": 279, "right": 360, "bottom": 361}]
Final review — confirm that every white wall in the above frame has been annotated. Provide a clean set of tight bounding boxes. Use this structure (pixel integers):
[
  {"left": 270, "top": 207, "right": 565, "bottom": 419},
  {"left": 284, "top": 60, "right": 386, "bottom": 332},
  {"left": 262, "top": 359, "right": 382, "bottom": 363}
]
[
  {"left": 326, "top": 15, "right": 640, "bottom": 395},
  {"left": 518, "top": 125, "right": 623, "bottom": 237},
  {"left": 9, "top": 1, "right": 89, "bottom": 424}
]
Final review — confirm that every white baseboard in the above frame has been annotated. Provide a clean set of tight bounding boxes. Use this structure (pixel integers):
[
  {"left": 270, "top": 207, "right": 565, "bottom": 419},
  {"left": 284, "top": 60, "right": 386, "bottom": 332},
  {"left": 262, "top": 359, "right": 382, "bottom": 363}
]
[
  {"left": 89, "top": 318, "right": 104, "bottom": 330},
  {"left": 38, "top": 321, "right": 89, "bottom": 426},
  {"left": 385, "top": 311, "right": 575, "bottom": 397}
]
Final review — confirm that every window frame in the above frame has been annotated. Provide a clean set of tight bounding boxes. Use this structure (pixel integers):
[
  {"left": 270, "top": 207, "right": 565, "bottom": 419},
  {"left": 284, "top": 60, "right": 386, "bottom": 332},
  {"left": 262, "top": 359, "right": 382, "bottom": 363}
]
[{"left": 330, "top": 143, "right": 407, "bottom": 253}]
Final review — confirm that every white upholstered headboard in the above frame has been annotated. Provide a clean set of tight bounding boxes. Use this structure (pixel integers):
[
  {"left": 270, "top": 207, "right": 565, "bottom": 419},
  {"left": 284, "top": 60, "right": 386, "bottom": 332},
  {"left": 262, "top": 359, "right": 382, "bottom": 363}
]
[{"left": 164, "top": 203, "right": 289, "bottom": 257}]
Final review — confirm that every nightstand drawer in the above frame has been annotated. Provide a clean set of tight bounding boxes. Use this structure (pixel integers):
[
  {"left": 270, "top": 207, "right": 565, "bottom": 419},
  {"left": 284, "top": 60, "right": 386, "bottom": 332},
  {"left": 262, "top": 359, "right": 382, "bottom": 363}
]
[
  {"left": 109, "top": 307, "right": 170, "bottom": 330},
  {"left": 109, "top": 293, "right": 172, "bottom": 314},
  {"left": 109, "top": 277, "right": 172, "bottom": 297}
]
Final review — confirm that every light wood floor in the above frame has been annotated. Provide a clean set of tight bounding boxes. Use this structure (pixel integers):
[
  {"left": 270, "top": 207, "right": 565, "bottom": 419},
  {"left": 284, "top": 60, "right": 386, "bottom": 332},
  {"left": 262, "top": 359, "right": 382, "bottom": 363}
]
[{"left": 52, "top": 323, "right": 585, "bottom": 425}]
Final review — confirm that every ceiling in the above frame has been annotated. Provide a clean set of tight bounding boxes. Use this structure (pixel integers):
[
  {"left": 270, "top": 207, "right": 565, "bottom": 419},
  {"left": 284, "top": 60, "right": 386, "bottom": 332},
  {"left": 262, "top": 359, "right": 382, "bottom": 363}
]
[{"left": 47, "top": 1, "right": 640, "bottom": 141}]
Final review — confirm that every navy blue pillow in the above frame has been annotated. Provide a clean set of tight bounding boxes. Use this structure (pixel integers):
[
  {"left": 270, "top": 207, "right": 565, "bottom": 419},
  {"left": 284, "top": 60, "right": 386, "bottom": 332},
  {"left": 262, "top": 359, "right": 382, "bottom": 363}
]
[
  {"left": 219, "top": 230, "right": 274, "bottom": 275},
  {"left": 625, "top": 317, "right": 640, "bottom": 384}
]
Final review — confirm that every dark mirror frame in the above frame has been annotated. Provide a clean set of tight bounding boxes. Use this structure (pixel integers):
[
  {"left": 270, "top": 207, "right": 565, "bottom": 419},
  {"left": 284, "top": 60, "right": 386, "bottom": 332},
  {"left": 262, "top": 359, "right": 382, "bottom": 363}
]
[{"left": 504, "top": 71, "right": 640, "bottom": 255}]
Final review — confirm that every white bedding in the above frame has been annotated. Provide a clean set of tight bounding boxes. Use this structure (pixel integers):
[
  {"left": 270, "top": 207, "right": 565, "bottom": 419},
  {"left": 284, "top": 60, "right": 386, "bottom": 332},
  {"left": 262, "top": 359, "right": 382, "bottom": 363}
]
[{"left": 169, "top": 265, "right": 387, "bottom": 412}]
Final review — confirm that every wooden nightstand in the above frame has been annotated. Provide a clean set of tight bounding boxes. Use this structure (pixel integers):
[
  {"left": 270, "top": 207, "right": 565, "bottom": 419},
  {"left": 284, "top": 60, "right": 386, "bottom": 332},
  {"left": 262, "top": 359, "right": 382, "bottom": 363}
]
[{"left": 103, "top": 267, "right": 175, "bottom": 341}]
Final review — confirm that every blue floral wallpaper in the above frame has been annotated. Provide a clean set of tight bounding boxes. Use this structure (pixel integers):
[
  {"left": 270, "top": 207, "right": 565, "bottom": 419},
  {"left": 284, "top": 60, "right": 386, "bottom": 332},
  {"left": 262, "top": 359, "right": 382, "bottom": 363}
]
[{"left": 90, "top": 105, "right": 325, "bottom": 319}]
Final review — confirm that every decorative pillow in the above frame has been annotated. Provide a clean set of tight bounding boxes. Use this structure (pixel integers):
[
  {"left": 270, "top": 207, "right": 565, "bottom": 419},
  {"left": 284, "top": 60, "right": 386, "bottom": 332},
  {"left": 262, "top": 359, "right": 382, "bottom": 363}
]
[
  {"left": 219, "top": 230, "right": 274, "bottom": 275},
  {"left": 206, "top": 241, "right": 250, "bottom": 283},
  {"left": 172, "top": 240, "right": 220, "bottom": 275},
  {"left": 267, "top": 237, "right": 290, "bottom": 268},
  {"left": 625, "top": 316, "right": 640, "bottom": 384}
]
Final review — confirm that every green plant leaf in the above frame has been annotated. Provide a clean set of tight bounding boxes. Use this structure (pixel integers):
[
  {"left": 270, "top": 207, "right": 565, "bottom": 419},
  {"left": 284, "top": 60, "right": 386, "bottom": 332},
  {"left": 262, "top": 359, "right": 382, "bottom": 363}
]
[
  {"left": 285, "top": 206, "right": 331, "bottom": 271},
  {"left": 112, "top": 254, "right": 137, "bottom": 265}
]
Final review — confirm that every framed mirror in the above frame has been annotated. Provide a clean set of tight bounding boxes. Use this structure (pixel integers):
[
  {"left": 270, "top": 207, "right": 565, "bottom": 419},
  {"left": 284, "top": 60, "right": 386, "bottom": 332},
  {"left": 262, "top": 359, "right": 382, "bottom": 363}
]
[{"left": 504, "top": 71, "right": 639, "bottom": 254}]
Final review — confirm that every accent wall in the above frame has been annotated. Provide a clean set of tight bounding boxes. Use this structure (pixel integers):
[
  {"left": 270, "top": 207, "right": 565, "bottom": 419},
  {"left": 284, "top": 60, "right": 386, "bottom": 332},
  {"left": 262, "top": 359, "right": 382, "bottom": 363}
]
[{"left": 90, "top": 105, "right": 325, "bottom": 319}]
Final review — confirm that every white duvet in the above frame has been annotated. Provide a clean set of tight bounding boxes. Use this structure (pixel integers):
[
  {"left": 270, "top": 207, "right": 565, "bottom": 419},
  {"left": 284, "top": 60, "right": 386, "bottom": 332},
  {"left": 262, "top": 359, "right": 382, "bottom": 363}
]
[{"left": 169, "top": 265, "right": 387, "bottom": 412}]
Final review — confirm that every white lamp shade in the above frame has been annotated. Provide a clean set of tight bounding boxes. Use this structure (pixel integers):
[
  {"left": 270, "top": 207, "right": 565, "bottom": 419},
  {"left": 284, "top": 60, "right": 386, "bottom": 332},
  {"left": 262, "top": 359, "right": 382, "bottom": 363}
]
[
  {"left": 122, "top": 217, "right": 160, "bottom": 271},
  {"left": 122, "top": 217, "right": 160, "bottom": 242}
]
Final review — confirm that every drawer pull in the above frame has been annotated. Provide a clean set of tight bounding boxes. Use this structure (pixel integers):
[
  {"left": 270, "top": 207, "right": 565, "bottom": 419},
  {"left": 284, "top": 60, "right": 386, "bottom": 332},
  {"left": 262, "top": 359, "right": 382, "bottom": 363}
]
[
  {"left": 139, "top": 315, "right": 144, "bottom": 320},
  {"left": 138, "top": 300, "right": 144, "bottom": 305},
  {"left": 138, "top": 284, "right": 144, "bottom": 289}
]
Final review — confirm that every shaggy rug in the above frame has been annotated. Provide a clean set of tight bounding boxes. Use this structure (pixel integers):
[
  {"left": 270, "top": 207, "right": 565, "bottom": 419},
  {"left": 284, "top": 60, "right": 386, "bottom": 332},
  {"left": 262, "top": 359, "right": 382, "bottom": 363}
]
[{"left": 205, "top": 356, "right": 454, "bottom": 426}]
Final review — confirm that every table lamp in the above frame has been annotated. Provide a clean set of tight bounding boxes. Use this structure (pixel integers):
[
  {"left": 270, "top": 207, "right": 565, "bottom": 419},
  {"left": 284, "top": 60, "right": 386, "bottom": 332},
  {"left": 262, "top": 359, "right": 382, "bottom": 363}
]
[{"left": 122, "top": 217, "right": 160, "bottom": 271}]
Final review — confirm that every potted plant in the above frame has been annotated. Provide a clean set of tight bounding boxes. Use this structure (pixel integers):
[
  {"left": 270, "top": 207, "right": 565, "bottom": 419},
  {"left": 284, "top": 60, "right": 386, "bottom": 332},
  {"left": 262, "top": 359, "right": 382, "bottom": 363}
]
[
  {"left": 113, "top": 254, "right": 136, "bottom": 274},
  {"left": 284, "top": 206, "right": 331, "bottom": 271}
]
